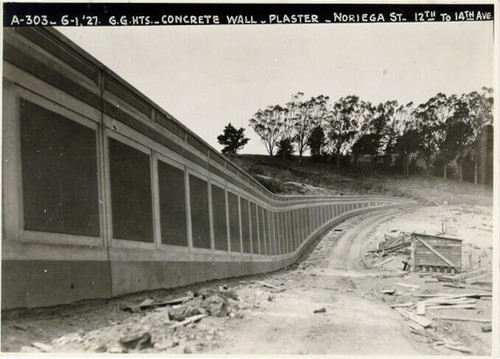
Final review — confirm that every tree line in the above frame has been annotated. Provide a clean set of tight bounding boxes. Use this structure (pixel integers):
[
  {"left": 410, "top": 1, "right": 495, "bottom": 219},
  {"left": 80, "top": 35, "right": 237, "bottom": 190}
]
[{"left": 247, "top": 89, "right": 493, "bottom": 184}]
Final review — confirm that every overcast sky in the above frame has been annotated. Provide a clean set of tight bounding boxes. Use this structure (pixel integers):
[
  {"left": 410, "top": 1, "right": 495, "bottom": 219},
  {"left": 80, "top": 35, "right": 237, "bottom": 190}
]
[{"left": 58, "top": 21, "right": 494, "bottom": 155}]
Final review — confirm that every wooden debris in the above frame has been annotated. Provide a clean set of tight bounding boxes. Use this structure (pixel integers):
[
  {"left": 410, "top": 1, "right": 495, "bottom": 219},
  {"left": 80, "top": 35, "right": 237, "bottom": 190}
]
[
  {"left": 123, "top": 295, "right": 194, "bottom": 312},
  {"left": 443, "top": 343, "right": 472, "bottom": 353},
  {"left": 31, "top": 342, "right": 53, "bottom": 352},
  {"left": 139, "top": 298, "right": 154, "bottom": 307},
  {"left": 423, "top": 297, "right": 476, "bottom": 305},
  {"left": 395, "top": 282, "right": 420, "bottom": 289},
  {"left": 443, "top": 283, "right": 466, "bottom": 289},
  {"left": 254, "top": 281, "right": 280, "bottom": 290},
  {"left": 426, "top": 304, "right": 476, "bottom": 310},
  {"left": 373, "top": 256, "right": 395, "bottom": 268},
  {"left": 390, "top": 302, "right": 414, "bottom": 308},
  {"left": 393, "top": 307, "right": 432, "bottom": 328},
  {"left": 416, "top": 302, "right": 426, "bottom": 315},
  {"left": 464, "top": 273, "right": 492, "bottom": 285},
  {"left": 381, "top": 289, "right": 396, "bottom": 295},
  {"left": 433, "top": 316, "right": 491, "bottom": 323},
  {"left": 313, "top": 307, "right": 326, "bottom": 313},
  {"left": 413, "top": 293, "right": 482, "bottom": 299},
  {"left": 169, "top": 314, "right": 207, "bottom": 329},
  {"left": 481, "top": 324, "right": 492, "bottom": 332}
]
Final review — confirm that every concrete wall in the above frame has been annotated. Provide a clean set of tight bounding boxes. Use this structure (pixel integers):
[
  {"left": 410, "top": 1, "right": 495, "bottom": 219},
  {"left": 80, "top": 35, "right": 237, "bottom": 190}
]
[{"left": 2, "top": 27, "right": 413, "bottom": 309}]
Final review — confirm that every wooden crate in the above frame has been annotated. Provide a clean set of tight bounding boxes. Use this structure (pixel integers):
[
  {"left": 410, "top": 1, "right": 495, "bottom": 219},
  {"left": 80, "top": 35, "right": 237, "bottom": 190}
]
[{"left": 411, "top": 233, "right": 462, "bottom": 273}]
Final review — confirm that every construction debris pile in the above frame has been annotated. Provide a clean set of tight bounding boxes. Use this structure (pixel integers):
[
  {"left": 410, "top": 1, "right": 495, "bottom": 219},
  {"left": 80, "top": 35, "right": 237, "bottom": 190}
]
[
  {"left": 23, "top": 286, "right": 245, "bottom": 353},
  {"left": 363, "top": 227, "right": 493, "bottom": 355},
  {"left": 363, "top": 230, "right": 412, "bottom": 269},
  {"left": 384, "top": 282, "right": 492, "bottom": 354},
  {"left": 364, "top": 230, "right": 488, "bottom": 276}
]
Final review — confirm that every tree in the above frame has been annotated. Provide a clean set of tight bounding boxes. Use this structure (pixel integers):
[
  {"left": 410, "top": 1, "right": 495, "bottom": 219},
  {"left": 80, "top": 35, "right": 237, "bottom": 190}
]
[
  {"left": 379, "top": 102, "right": 414, "bottom": 168},
  {"left": 307, "top": 125, "right": 326, "bottom": 160},
  {"left": 474, "top": 124, "right": 494, "bottom": 185},
  {"left": 249, "top": 105, "right": 285, "bottom": 156},
  {"left": 395, "top": 129, "right": 420, "bottom": 177},
  {"left": 414, "top": 93, "right": 454, "bottom": 176},
  {"left": 351, "top": 133, "right": 379, "bottom": 168},
  {"left": 327, "top": 96, "right": 369, "bottom": 168},
  {"left": 276, "top": 137, "right": 294, "bottom": 160},
  {"left": 217, "top": 123, "right": 249, "bottom": 154},
  {"left": 465, "top": 88, "right": 494, "bottom": 184},
  {"left": 288, "top": 93, "right": 329, "bottom": 161},
  {"left": 444, "top": 95, "right": 475, "bottom": 181}
]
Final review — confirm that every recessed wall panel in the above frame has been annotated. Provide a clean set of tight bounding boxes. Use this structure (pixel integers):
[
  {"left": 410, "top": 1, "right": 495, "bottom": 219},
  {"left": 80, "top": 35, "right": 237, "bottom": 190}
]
[
  {"left": 240, "top": 198, "right": 251, "bottom": 253},
  {"left": 189, "top": 175, "right": 211, "bottom": 249},
  {"left": 109, "top": 138, "right": 153, "bottom": 242},
  {"left": 250, "top": 202, "right": 259, "bottom": 254},
  {"left": 158, "top": 160, "right": 187, "bottom": 246},
  {"left": 259, "top": 206, "right": 266, "bottom": 255},
  {"left": 20, "top": 100, "right": 100, "bottom": 236},
  {"left": 228, "top": 192, "right": 240, "bottom": 253},
  {"left": 212, "top": 185, "right": 228, "bottom": 251}
]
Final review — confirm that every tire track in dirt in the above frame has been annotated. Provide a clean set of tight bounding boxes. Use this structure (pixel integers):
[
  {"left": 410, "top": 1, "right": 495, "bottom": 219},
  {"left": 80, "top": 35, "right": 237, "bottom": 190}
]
[{"left": 329, "top": 208, "right": 404, "bottom": 269}]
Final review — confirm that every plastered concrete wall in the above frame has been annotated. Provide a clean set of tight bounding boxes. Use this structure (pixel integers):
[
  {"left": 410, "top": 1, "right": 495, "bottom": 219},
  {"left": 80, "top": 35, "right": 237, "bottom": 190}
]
[{"left": 2, "top": 27, "right": 414, "bottom": 309}]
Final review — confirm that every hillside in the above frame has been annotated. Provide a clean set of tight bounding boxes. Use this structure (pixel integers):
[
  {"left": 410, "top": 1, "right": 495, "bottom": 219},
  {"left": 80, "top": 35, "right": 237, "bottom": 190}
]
[{"left": 230, "top": 155, "right": 493, "bottom": 207}]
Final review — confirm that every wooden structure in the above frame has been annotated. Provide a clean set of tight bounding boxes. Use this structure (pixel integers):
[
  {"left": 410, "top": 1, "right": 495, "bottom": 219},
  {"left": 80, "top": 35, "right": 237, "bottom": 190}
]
[{"left": 411, "top": 233, "right": 462, "bottom": 274}]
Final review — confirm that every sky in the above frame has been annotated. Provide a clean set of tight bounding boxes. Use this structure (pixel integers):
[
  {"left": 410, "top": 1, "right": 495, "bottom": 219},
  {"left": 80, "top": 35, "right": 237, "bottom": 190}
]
[{"left": 58, "top": 20, "right": 494, "bottom": 155}]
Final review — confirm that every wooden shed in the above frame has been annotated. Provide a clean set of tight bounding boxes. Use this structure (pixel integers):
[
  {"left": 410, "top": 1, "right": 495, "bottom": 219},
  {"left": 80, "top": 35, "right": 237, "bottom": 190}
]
[{"left": 411, "top": 233, "right": 462, "bottom": 274}]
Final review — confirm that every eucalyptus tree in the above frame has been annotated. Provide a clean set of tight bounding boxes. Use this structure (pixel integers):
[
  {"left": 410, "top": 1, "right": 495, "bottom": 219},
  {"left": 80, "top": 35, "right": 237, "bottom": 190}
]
[
  {"left": 379, "top": 102, "right": 415, "bottom": 168},
  {"left": 249, "top": 105, "right": 285, "bottom": 157},
  {"left": 327, "top": 95, "right": 369, "bottom": 168},
  {"left": 414, "top": 93, "right": 455, "bottom": 176},
  {"left": 287, "top": 92, "right": 330, "bottom": 161},
  {"left": 466, "top": 87, "right": 494, "bottom": 184}
]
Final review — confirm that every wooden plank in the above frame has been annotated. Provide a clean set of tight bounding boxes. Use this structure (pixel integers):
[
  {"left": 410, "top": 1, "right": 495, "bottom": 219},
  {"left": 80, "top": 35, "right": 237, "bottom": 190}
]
[
  {"left": 464, "top": 272, "right": 492, "bottom": 284},
  {"left": 169, "top": 314, "right": 207, "bottom": 329},
  {"left": 414, "top": 236, "right": 456, "bottom": 267},
  {"left": 433, "top": 317, "right": 491, "bottom": 323},
  {"left": 416, "top": 302, "right": 426, "bottom": 315},
  {"left": 373, "top": 256, "right": 395, "bottom": 268},
  {"left": 394, "top": 307, "right": 432, "bottom": 328},
  {"left": 390, "top": 302, "right": 414, "bottom": 308},
  {"left": 426, "top": 304, "right": 476, "bottom": 310},
  {"left": 395, "top": 282, "right": 420, "bottom": 289}
]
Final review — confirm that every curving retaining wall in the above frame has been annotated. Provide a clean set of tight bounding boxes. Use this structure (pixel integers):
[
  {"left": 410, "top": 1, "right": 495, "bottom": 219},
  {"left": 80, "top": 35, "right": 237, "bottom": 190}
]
[{"left": 1, "top": 27, "right": 413, "bottom": 309}]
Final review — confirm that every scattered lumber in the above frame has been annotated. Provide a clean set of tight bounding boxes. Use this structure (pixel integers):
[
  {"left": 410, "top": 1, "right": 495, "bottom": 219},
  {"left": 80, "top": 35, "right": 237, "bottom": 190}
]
[
  {"left": 393, "top": 307, "right": 432, "bottom": 328},
  {"left": 123, "top": 295, "right": 194, "bottom": 312},
  {"left": 395, "top": 282, "right": 420, "bottom": 289},
  {"left": 443, "top": 344, "right": 472, "bottom": 354},
  {"left": 390, "top": 302, "right": 414, "bottom": 308},
  {"left": 413, "top": 293, "right": 481, "bottom": 299},
  {"left": 426, "top": 304, "right": 476, "bottom": 310},
  {"left": 169, "top": 314, "right": 207, "bottom": 329},
  {"left": 368, "top": 242, "right": 410, "bottom": 255},
  {"left": 443, "top": 283, "right": 466, "bottom": 289},
  {"left": 433, "top": 317, "right": 491, "bottom": 323},
  {"left": 464, "top": 272, "right": 492, "bottom": 285},
  {"left": 373, "top": 256, "right": 395, "bottom": 268},
  {"left": 423, "top": 297, "right": 476, "bottom": 305}
]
